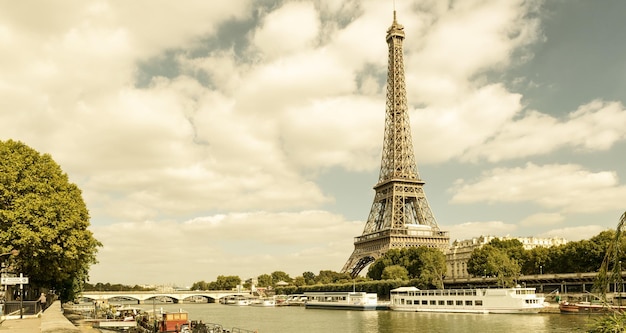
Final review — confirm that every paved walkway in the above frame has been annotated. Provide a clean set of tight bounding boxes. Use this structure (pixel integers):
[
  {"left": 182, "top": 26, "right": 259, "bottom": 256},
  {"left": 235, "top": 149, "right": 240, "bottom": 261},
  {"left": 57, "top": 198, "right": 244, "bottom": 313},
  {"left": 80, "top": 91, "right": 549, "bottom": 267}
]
[
  {"left": 0, "top": 316, "right": 41, "bottom": 333},
  {"left": 0, "top": 301, "right": 95, "bottom": 333}
]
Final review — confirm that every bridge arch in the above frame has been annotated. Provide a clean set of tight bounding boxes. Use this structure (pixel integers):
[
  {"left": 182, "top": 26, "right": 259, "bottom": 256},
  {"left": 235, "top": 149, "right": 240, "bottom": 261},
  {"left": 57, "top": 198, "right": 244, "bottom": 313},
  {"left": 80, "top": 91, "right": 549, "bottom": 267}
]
[{"left": 80, "top": 290, "right": 251, "bottom": 304}]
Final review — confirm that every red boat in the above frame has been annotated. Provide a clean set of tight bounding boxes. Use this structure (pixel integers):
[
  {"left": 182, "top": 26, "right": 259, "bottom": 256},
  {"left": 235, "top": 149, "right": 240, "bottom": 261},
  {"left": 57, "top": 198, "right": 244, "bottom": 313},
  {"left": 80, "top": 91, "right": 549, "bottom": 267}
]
[
  {"left": 159, "top": 310, "right": 190, "bottom": 332},
  {"left": 136, "top": 309, "right": 191, "bottom": 332},
  {"left": 559, "top": 301, "right": 626, "bottom": 314}
]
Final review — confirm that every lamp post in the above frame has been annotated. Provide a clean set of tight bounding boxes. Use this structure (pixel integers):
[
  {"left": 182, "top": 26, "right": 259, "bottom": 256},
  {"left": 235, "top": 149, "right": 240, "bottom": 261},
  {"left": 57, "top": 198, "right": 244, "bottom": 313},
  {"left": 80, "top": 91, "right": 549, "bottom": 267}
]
[{"left": 540, "top": 265, "right": 543, "bottom": 275}]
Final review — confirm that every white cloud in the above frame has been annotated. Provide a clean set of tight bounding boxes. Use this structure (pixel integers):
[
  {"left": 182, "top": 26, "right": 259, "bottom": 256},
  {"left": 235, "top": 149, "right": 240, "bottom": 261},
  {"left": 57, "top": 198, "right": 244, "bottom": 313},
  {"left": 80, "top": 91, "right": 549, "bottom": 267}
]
[
  {"left": 253, "top": 2, "right": 320, "bottom": 60},
  {"left": 451, "top": 163, "right": 626, "bottom": 213},
  {"left": 90, "top": 211, "right": 363, "bottom": 285},
  {"left": 413, "top": 84, "right": 523, "bottom": 164},
  {"left": 520, "top": 213, "right": 565, "bottom": 227},
  {"left": 462, "top": 100, "right": 626, "bottom": 162},
  {"left": 281, "top": 95, "right": 383, "bottom": 171}
]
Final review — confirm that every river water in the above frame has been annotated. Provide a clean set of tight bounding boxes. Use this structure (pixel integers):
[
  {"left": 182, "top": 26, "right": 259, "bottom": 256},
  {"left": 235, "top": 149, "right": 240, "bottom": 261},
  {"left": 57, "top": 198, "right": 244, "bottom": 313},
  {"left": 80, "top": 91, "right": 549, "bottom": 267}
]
[{"left": 125, "top": 303, "right": 595, "bottom": 333}]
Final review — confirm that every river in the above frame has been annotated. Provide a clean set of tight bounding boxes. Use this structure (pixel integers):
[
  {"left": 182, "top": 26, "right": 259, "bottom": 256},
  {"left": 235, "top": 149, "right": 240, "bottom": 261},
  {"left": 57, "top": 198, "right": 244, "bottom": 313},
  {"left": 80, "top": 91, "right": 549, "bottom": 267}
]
[{"left": 123, "top": 302, "right": 595, "bottom": 333}]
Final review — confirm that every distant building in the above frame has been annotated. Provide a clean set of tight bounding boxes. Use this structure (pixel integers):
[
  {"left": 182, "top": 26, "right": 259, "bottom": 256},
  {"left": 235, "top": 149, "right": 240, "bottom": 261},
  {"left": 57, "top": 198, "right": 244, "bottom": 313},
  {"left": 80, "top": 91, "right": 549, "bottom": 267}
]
[{"left": 446, "top": 235, "right": 568, "bottom": 279}]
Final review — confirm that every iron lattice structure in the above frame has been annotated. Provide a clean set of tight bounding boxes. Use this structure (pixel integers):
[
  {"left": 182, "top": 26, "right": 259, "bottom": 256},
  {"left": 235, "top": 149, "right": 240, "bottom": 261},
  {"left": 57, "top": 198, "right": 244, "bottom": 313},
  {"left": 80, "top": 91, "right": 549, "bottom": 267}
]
[{"left": 342, "top": 12, "right": 450, "bottom": 277}]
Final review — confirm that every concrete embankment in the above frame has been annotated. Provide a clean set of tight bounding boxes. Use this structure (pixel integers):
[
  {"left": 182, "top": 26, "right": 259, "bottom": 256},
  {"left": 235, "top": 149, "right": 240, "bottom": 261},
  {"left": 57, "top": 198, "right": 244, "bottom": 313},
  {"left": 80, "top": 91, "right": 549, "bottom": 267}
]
[{"left": 540, "top": 302, "right": 561, "bottom": 314}]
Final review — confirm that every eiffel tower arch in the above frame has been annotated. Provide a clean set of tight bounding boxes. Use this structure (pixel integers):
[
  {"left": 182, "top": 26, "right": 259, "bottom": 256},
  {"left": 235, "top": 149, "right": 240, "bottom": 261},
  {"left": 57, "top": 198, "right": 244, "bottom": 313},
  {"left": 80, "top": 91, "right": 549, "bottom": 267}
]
[{"left": 341, "top": 12, "right": 450, "bottom": 277}]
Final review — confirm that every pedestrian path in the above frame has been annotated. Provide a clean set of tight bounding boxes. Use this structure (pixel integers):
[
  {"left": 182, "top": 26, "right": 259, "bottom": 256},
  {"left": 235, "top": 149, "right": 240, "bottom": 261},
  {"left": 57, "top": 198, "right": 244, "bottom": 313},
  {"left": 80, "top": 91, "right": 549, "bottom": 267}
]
[
  {"left": 0, "top": 316, "right": 41, "bottom": 333},
  {"left": 0, "top": 301, "right": 94, "bottom": 333}
]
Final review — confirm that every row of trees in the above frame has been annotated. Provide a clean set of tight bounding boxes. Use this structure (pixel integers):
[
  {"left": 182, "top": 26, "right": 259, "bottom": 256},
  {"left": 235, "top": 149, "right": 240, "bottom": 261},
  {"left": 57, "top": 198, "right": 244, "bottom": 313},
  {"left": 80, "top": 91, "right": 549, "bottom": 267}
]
[
  {"left": 84, "top": 283, "right": 154, "bottom": 292},
  {"left": 189, "top": 270, "right": 357, "bottom": 291},
  {"left": 467, "top": 230, "right": 625, "bottom": 287}
]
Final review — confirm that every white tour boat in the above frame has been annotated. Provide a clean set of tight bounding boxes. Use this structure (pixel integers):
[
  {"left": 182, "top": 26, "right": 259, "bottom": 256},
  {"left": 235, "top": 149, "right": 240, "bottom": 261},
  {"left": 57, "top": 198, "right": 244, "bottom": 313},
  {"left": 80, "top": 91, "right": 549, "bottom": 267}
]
[
  {"left": 250, "top": 298, "right": 276, "bottom": 307},
  {"left": 222, "top": 295, "right": 251, "bottom": 306},
  {"left": 390, "top": 286, "right": 546, "bottom": 314},
  {"left": 304, "top": 292, "right": 383, "bottom": 311}
]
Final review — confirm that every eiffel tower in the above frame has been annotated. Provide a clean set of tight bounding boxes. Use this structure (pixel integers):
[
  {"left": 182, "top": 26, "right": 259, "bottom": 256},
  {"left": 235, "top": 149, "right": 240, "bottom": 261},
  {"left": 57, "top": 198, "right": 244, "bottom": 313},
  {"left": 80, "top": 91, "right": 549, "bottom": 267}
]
[{"left": 341, "top": 12, "right": 450, "bottom": 277}]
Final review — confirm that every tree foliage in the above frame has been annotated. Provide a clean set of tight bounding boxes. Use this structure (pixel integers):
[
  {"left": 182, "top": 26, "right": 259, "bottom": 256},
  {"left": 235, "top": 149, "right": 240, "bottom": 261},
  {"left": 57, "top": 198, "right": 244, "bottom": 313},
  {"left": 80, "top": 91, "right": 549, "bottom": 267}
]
[
  {"left": 381, "top": 265, "right": 409, "bottom": 280},
  {"left": 0, "top": 140, "right": 101, "bottom": 301},
  {"left": 270, "top": 271, "right": 291, "bottom": 284},
  {"left": 256, "top": 274, "right": 272, "bottom": 287},
  {"left": 84, "top": 283, "right": 154, "bottom": 291},
  {"left": 207, "top": 275, "right": 241, "bottom": 290},
  {"left": 302, "top": 271, "right": 316, "bottom": 285},
  {"left": 315, "top": 270, "right": 352, "bottom": 284},
  {"left": 367, "top": 247, "right": 446, "bottom": 289},
  {"left": 467, "top": 244, "right": 521, "bottom": 287}
]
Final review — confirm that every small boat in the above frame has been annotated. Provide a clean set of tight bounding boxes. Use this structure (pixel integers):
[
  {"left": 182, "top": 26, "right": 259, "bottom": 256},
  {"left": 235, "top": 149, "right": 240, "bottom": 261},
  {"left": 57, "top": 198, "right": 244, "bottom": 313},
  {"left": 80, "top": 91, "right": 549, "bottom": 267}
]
[
  {"left": 93, "top": 305, "right": 142, "bottom": 331},
  {"left": 222, "top": 295, "right": 251, "bottom": 306},
  {"left": 559, "top": 301, "right": 626, "bottom": 314},
  {"left": 389, "top": 286, "right": 546, "bottom": 314},
  {"left": 284, "top": 294, "right": 307, "bottom": 306},
  {"left": 304, "top": 292, "right": 382, "bottom": 311},
  {"left": 250, "top": 298, "right": 276, "bottom": 307}
]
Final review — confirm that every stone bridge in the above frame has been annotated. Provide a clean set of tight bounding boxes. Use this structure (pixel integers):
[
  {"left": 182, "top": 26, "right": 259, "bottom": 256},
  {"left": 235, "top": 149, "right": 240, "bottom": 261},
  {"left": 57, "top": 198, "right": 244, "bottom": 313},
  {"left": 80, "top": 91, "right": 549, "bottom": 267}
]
[{"left": 80, "top": 290, "right": 251, "bottom": 304}]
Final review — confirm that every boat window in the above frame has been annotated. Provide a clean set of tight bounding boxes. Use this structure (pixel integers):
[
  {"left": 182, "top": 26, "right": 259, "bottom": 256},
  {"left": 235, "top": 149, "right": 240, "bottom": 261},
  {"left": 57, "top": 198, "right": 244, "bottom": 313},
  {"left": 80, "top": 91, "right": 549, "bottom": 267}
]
[
  {"left": 475, "top": 300, "right": 483, "bottom": 306},
  {"left": 447, "top": 300, "right": 454, "bottom": 306},
  {"left": 465, "top": 300, "right": 473, "bottom": 306},
  {"left": 430, "top": 300, "right": 436, "bottom": 305},
  {"left": 438, "top": 300, "right": 445, "bottom": 306},
  {"left": 456, "top": 300, "right": 463, "bottom": 306},
  {"left": 421, "top": 300, "right": 427, "bottom": 305}
]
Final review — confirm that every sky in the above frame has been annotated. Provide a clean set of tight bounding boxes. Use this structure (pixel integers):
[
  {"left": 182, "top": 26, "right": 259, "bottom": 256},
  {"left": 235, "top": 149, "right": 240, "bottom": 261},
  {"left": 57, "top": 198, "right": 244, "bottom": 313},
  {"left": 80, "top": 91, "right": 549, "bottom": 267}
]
[{"left": 1, "top": 0, "right": 626, "bottom": 287}]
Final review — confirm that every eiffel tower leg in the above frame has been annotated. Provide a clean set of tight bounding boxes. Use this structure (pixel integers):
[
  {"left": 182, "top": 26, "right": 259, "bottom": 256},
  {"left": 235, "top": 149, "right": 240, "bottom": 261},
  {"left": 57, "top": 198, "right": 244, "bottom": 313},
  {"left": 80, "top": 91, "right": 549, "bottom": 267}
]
[{"left": 341, "top": 251, "right": 376, "bottom": 278}]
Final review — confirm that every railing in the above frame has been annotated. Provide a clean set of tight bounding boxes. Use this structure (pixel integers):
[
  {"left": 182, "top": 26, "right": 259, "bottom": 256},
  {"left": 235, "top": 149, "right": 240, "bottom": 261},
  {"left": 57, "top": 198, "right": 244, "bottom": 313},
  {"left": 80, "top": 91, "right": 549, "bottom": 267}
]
[
  {"left": 2, "top": 301, "right": 40, "bottom": 317},
  {"left": 2, "top": 293, "right": 57, "bottom": 317}
]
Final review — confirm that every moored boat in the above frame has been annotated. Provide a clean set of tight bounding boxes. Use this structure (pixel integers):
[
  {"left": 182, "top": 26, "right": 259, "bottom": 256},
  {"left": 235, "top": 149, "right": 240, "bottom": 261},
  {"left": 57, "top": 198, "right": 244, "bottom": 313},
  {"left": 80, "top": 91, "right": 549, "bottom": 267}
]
[
  {"left": 250, "top": 298, "right": 276, "bottom": 307},
  {"left": 283, "top": 294, "right": 307, "bottom": 306},
  {"left": 222, "top": 295, "right": 251, "bottom": 306},
  {"left": 559, "top": 301, "right": 626, "bottom": 314},
  {"left": 134, "top": 308, "right": 191, "bottom": 333},
  {"left": 390, "top": 286, "right": 546, "bottom": 314},
  {"left": 92, "top": 305, "right": 142, "bottom": 331},
  {"left": 304, "top": 291, "right": 383, "bottom": 311}
]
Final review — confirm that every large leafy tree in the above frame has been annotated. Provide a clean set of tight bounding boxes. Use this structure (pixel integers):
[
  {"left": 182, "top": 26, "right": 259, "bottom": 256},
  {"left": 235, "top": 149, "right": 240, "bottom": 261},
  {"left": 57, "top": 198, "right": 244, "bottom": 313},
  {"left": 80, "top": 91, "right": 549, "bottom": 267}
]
[
  {"left": 521, "top": 246, "right": 550, "bottom": 275},
  {"left": 381, "top": 265, "right": 409, "bottom": 280},
  {"left": 208, "top": 275, "right": 241, "bottom": 290},
  {"left": 302, "top": 271, "right": 316, "bottom": 285},
  {"left": 367, "top": 247, "right": 446, "bottom": 288},
  {"left": 256, "top": 274, "right": 272, "bottom": 287},
  {"left": 270, "top": 271, "right": 292, "bottom": 284},
  {"left": 467, "top": 245, "right": 521, "bottom": 287},
  {"left": 0, "top": 140, "right": 101, "bottom": 301}
]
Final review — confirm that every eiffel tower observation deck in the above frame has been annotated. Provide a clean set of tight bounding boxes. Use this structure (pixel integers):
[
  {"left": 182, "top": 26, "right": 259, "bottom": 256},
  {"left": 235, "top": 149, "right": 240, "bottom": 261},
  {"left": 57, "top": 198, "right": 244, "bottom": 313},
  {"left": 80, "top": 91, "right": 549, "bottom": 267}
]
[{"left": 342, "top": 12, "right": 450, "bottom": 277}]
